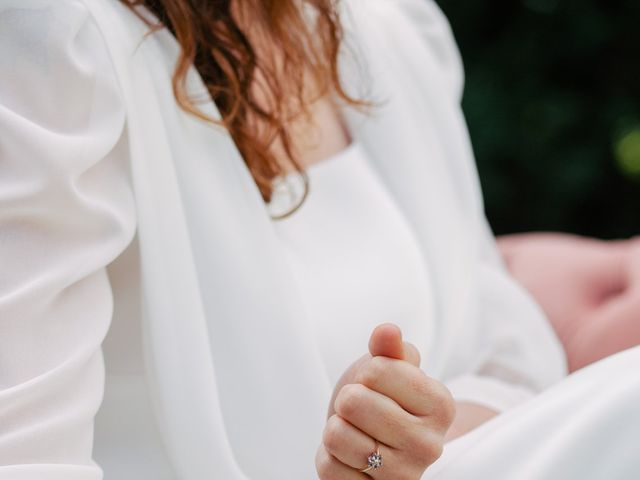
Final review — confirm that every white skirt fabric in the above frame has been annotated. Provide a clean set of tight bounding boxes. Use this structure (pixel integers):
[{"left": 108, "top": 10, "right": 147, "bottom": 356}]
[{"left": 430, "top": 345, "right": 640, "bottom": 479}]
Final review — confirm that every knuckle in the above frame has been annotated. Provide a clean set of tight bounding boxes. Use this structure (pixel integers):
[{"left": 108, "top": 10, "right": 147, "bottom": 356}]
[
  {"left": 335, "top": 383, "right": 367, "bottom": 418},
  {"left": 412, "top": 434, "right": 444, "bottom": 465},
  {"left": 322, "top": 415, "right": 344, "bottom": 455},
  {"left": 355, "top": 356, "right": 388, "bottom": 387},
  {"left": 434, "top": 385, "right": 456, "bottom": 426},
  {"left": 315, "top": 448, "right": 338, "bottom": 479},
  {"left": 421, "top": 377, "right": 456, "bottom": 426},
  {"left": 405, "top": 341, "right": 421, "bottom": 366},
  {"left": 408, "top": 369, "right": 431, "bottom": 398}
]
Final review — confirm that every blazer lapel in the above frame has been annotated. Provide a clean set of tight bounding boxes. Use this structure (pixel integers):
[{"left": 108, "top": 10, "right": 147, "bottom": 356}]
[{"left": 82, "top": 1, "right": 332, "bottom": 479}]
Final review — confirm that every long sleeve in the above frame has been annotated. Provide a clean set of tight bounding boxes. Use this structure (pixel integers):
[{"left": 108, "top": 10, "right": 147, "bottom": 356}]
[
  {"left": 437, "top": 11, "right": 569, "bottom": 409},
  {"left": 445, "top": 211, "right": 569, "bottom": 413},
  {"left": 0, "top": 1, "right": 136, "bottom": 477},
  {"left": 382, "top": 0, "right": 569, "bottom": 414},
  {"left": 441, "top": 76, "right": 569, "bottom": 412}
]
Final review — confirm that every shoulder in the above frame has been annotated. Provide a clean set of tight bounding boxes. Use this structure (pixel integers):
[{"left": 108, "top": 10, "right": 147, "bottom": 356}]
[
  {"left": 387, "top": 0, "right": 465, "bottom": 99},
  {"left": 0, "top": 1, "right": 110, "bottom": 76},
  {"left": 344, "top": 0, "right": 465, "bottom": 101},
  {"left": 0, "top": 0, "right": 136, "bottom": 75},
  {"left": 0, "top": 0, "right": 127, "bottom": 179},
  {"left": 0, "top": 0, "right": 95, "bottom": 45},
  {"left": 0, "top": 0, "right": 123, "bottom": 131}
]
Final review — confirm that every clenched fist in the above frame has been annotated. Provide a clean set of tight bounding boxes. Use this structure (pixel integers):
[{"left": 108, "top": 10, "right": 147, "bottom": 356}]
[{"left": 316, "top": 324, "right": 455, "bottom": 479}]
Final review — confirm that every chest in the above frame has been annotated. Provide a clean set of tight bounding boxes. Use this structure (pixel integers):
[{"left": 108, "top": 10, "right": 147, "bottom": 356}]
[{"left": 271, "top": 143, "right": 436, "bottom": 382}]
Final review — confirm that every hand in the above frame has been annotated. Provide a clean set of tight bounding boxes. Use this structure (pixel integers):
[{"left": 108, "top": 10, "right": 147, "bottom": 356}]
[
  {"left": 315, "top": 323, "right": 456, "bottom": 479},
  {"left": 498, "top": 233, "right": 640, "bottom": 372}
]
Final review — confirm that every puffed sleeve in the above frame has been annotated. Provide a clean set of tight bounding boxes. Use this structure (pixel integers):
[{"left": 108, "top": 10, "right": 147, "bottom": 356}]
[{"left": 0, "top": 1, "right": 136, "bottom": 478}]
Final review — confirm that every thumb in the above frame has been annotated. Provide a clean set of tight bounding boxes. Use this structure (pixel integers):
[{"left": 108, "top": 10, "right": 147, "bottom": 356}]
[{"left": 368, "top": 323, "right": 421, "bottom": 366}]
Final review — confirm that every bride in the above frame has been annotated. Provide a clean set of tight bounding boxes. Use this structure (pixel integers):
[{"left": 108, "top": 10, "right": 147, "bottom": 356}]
[{"left": 0, "top": 0, "right": 638, "bottom": 478}]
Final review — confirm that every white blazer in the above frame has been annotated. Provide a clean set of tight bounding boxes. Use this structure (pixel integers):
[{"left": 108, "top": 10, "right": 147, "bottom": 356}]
[{"left": 15, "top": 0, "right": 638, "bottom": 478}]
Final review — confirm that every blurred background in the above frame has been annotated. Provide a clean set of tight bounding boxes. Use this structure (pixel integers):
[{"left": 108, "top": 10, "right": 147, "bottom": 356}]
[{"left": 435, "top": 0, "right": 640, "bottom": 239}]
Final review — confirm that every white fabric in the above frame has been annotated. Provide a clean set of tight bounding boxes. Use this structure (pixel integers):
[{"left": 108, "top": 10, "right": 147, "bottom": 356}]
[
  {"left": 271, "top": 142, "right": 437, "bottom": 384},
  {"left": 0, "top": 0, "right": 638, "bottom": 479}
]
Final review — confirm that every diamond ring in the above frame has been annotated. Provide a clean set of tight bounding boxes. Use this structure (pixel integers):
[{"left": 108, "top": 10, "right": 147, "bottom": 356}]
[{"left": 359, "top": 441, "right": 383, "bottom": 473}]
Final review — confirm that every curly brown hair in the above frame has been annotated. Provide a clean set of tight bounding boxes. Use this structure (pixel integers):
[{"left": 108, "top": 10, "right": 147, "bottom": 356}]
[{"left": 120, "top": 0, "right": 367, "bottom": 210}]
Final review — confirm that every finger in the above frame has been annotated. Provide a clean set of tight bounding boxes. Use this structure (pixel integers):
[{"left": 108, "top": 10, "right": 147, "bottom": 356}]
[
  {"left": 334, "top": 383, "right": 420, "bottom": 449},
  {"left": 323, "top": 417, "right": 421, "bottom": 480},
  {"left": 355, "top": 356, "right": 455, "bottom": 425},
  {"left": 327, "top": 353, "right": 371, "bottom": 418},
  {"left": 367, "top": 323, "right": 422, "bottom": 368},
  {"left": 323, "top": 414, "right": 386, "bottom": 470},
  {"left": 316, "top": 444, "right": 369, "bottom": 480},
  {"left": 368, "top": 323, "right": 404, "bottom": 360},
  {"left": 402, "top": 341, "right": 421, "bottom": 367}
]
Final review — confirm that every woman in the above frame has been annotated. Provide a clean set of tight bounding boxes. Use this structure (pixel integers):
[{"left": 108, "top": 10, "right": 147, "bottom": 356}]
[{"left": 0, "top": 0, "right": 638, "bottom": 479}]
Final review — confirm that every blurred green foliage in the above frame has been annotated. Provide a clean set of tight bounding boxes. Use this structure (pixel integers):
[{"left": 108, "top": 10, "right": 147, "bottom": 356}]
[{"left": 435, "top": 0, "right": 640, "bottom": 238}]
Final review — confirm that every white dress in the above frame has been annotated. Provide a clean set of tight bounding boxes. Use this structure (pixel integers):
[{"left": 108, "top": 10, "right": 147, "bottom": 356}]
[
  {"left": 1, "top": 0, "right": 639, "bottom": 479},
  {"left": 271, "top": 142, "right": 437, "bottom": 384}
]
